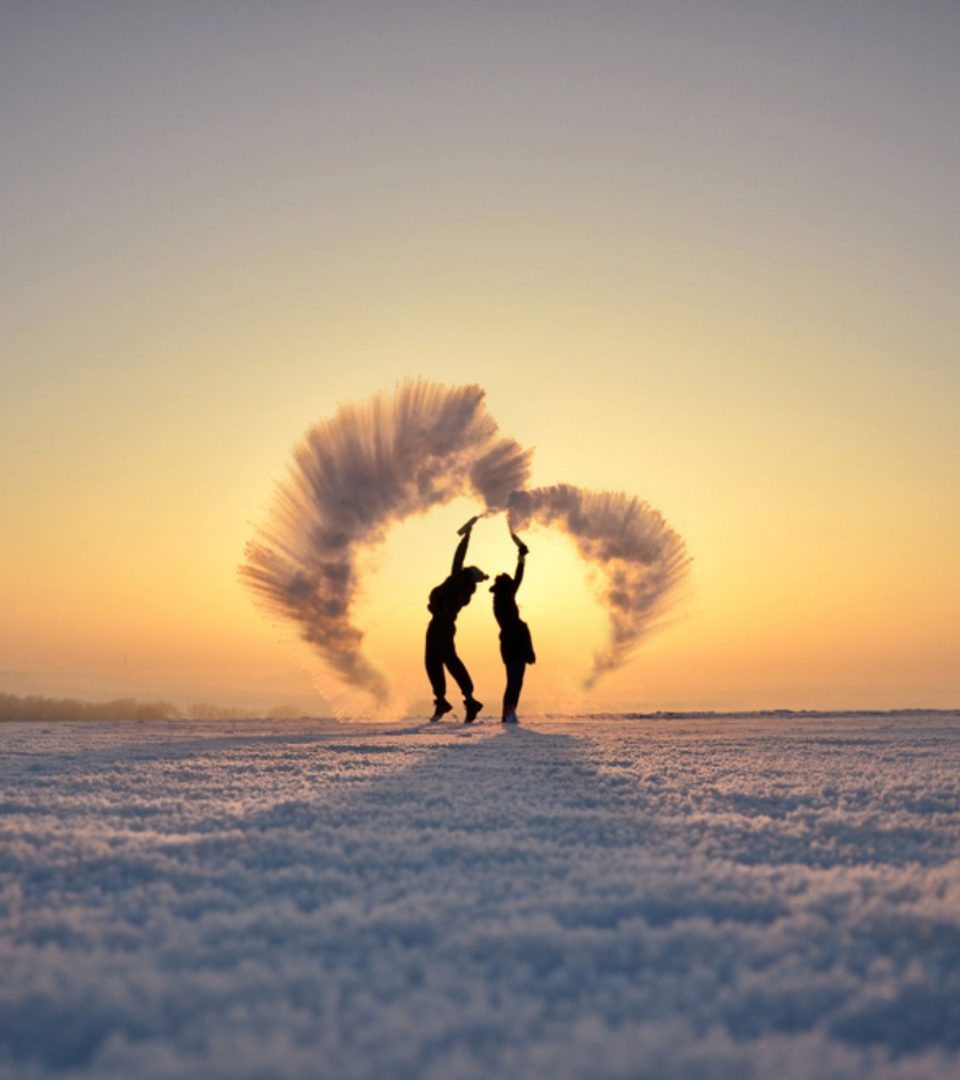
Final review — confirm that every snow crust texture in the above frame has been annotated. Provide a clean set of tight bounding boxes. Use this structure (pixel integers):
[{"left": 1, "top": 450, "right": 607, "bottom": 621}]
[{"left": 2, "top": 714, "right": 959, "bottom": 1078}]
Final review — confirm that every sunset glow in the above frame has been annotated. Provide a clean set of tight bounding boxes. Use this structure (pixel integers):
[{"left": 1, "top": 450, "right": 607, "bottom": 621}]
[{"left": 2, "top": 3, "right": 958, "bottom": 713}]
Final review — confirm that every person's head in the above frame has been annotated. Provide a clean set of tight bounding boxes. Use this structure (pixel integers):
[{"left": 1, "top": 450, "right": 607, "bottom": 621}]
[
  {"left": 490, "top": 573, "right": 513, "bottom": 595},
  {"left": 453, "top": 565, "right": 485, "bottom": 600},
  {"left": 455, "top": 566, "right": 487, "bottom": 600}
]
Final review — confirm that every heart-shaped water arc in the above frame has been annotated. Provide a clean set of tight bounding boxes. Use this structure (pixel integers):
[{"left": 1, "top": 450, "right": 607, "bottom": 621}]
[{"left": 241, "top": 379, "right": 690, "bottom": 704}]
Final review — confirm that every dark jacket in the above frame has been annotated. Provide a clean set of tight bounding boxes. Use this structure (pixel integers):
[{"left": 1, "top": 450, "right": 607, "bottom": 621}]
[
  {"left": 491, "top": 555, "right": 536, "bottom": 664},
  {"left": 427, "top": 529, "right": 479, "bottom": 634},
  {"left": 428, "top": 572, "right": 478, "bottom": 626}
]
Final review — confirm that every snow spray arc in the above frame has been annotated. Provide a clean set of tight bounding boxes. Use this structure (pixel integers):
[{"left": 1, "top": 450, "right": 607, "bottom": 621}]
[{"left": 240, "top": 379, "right": 690, "bottom": 703}]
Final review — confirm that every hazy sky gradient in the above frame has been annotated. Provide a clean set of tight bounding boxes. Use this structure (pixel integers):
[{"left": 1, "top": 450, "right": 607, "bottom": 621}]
[{"left": 2, "top": 2, "right": 958, "bottom": 711}]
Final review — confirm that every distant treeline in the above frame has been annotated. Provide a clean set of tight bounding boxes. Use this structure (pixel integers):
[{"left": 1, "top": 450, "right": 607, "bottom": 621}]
[{"left": 0, "top": 693, "right": 303, "bottom": 723}]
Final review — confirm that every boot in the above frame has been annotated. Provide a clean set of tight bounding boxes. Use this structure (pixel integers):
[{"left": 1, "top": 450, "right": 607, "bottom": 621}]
[
  {"left": 463, "top": 697, "right": 483, "bottom": 723},
  {"left": 430, "top": 698, "right": 453, "bottom": 721}
]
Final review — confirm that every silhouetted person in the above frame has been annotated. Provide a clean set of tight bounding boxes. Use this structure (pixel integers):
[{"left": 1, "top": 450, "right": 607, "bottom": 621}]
[
  {"left": 426, "top": 516, "right": 487, "bottom": 722},
  {"left": 490, "top": 532, "right": 536, "bottom": 723}
]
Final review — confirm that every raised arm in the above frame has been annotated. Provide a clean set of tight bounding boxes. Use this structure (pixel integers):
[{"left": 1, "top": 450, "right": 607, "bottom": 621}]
[
  {"left": 451, "top": 523, "right": 473, "bottom": 573},
  {"left": 510, "top": 532, "right": 529, "bottom": 589},
  {"left": 513, "top": 550, "right": 526, "bottom": 590}
]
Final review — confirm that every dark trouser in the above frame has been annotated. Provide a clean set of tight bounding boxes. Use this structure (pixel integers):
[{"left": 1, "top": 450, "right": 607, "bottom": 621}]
[
  {"left": 425, "top": 621, "right": 474, "bottom": 701},
  {"left": 502, "top": 657, "right": 527, "bottom": 716}
]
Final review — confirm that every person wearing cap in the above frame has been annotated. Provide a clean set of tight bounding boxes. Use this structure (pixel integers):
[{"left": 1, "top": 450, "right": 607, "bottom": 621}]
[
  {"left": 490, "top": 531, "right": 536, "bottom": 723},
  {"left": 425, "top": 517, "right": 487, "bottom": 722}
]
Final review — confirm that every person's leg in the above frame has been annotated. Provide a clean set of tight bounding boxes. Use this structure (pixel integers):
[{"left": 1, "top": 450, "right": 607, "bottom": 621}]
[
  {"left": 503, "top": 659, "right": 526, "bottom": 718},
  {"left": 444, "top": 646, "right": 474, "bottom": 699},
  {"left": 425, "top": 628, "right": 451, "bottom": 718},
  {"left": 444, "top": 641, "right": 482, "bottom": 721},
  {"left": 501, "top": 664, "right": 512, "bottom": 718}
]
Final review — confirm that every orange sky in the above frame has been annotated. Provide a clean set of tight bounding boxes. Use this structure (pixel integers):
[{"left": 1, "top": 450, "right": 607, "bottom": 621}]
[{"left": 2, "top": 4, "right": 958, "bottom": 713}]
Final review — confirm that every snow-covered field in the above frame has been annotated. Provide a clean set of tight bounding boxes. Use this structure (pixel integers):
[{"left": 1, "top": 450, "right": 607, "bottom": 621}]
[{"left": 2, "top": 713, "right": 959, "bottom": 1079}]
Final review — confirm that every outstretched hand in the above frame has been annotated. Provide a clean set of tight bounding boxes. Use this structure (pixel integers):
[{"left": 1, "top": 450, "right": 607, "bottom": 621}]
[
  {"left": 457, "top": 515, "right": 481, "bottom": 536},
  {"left": 511, "top": 532, "right": 530, "bottom": 556}
]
